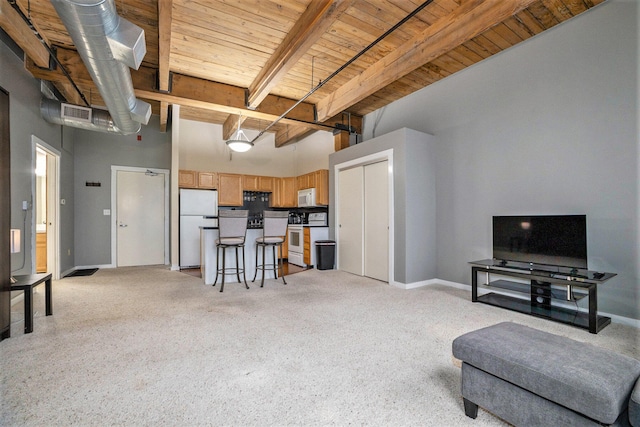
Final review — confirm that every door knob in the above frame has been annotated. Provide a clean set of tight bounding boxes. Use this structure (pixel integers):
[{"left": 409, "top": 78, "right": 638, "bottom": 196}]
[{"left": 119, "top": 222, "right": 128, "bottom": 228}]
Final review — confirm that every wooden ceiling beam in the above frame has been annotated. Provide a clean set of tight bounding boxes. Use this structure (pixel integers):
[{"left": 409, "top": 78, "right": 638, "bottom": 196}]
[
  {"left": 52, "top": 80, "right": 85, "bottom": 106},
  {"left": 25, "top": 48, "right": 92, "bottom": 82},
  {"left": 135, "top": 73, "right": 322, "bottom": 128},
  {"left": 157, "top": 0, "right": 173, "bottom": 131},
  {"left": 275, "top": 125, "right": 313, "bottom": 147},
  {"left": 0, "top": 0, "right": 50, "bottom": 68},
  {"left": 159, "top": 101, "right": 168, "bottom": 133},
  {"left": 222, "top": 114, "right": 248, "bottom": 140},
  {"left": 157, "top": 0, "right": 172, "bottom": 91},
  {"left": 315, "top": 0, "right": 539, "bottom": 122},
  {"left": 24, "top": 47, "right": 323, "bottom": 129},
  {"left": 23, "top": 46, "right": 364, "bottom": 146},
  {"left": 246, "top": 0, "right": 352, "bottom": 109}
]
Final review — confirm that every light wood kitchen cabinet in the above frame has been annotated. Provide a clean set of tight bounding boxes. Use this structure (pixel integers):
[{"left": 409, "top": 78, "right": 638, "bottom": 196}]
[
  {"left": 244, "top": 175, "right": 275, "bottom": 192},
  {"left": 243, "top": 174, "right": 260, "bottom": 191},
  {"left": 296, "top": 169, "right": 328, "bottom": 204},
  {"left": 180, "top": 169, "right": 327, "bottom": 205},
  {"left": 279, "top": 229, "right": 288, "bottom": 260},
  {"left": 296, "top": 170, "right": 328, "bottom": 205},
  {"left": 271, "top": 177, "right": 281, "bottom": 206},
  {"left": 178, "top": 170, "right": 198, "bottom": 188},
  {"left": 272, "top": 177, "right": 296, "bottom": 207},
  {"left": 258, "top": 176, "right": 274, "bottom": 192},
  {"left": 282, "top": 177, "right": 296, "bottom": 207},
  {"left": 197, "top": 172, "right": 218, "bottom": 189},
  {"left": 296, "top": 172, "right": 314, "bottom": 190},
  {"left": 303, "top": 227, "right": 311, "bottom": 265},
  {"left": 314, "top": 169, "right": 329, "bottom": 205},
  {"left": 217, "top": 173, "right": 243, "bottom": 206},
  {"left": 36, "top": 232, "right": 47, "bottom": 273}
]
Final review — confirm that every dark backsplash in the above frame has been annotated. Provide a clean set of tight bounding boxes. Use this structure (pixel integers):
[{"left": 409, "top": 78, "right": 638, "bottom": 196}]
[{"left": 219, "top": 191, "right": 328, "bottom": 228}]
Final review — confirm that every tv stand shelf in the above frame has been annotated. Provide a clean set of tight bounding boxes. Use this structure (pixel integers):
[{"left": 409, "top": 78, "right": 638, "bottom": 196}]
[{"left": 469, "top": 259, "right": 616, "bottom": 334}]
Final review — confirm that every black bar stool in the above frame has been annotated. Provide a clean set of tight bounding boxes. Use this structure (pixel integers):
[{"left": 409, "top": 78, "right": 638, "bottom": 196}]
[
  {"left": 214, "top": 210, "right": 249, "bottom": 292},
  {"left": 252, "top": 210, "right": 289, "bottom": 287}
]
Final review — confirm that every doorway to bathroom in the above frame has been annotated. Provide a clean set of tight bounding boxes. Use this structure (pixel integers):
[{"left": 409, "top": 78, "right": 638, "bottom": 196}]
[{"left": 33, "top": 137, "right": 60, "bottom": 280}]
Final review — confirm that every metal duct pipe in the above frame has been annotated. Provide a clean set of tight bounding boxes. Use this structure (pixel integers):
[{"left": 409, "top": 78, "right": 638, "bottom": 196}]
[
  {"left": 51, "top": 0, "right": 151, "bottom": 135},
  {"left": 41, "top": 98, "right": 120, "bottom": 133}
]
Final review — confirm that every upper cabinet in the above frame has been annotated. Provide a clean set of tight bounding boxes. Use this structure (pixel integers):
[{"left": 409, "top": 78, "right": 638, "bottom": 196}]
[
  {"left": 272, "top": 177, "right": 296, "bottom": 208},
  {"left": 178, "top": 169, "right": 328, "bottom": 206},
  {"left": 198, "top": 172, "right": 218, "bottom": 189},
  {"left": 297, "top": 172, "right": 314, "bottom": 190},
  {"left": 178, "top": 170, "right": 198, "bottom": 189},
  {"left": 258, "top": 176, "right": 275, "bottom": 193},
  {"left": 296, "top": 169, "right": 329, "bottom": 205},
  {"left": 314, "top": 169, "right": 329, "bottom": 206},
  {"left": 217, "top": 173, "right": 243, "bottom": 206},
  {"left": 296, "top": 169, "right": 328, "bottom": 204},
  {"left": 243, "top": 175, "right": 260, "bottom": 191},
  {"left": 244, "top": 175, "right": 274, "bottom": 192},
  {"left": 178, "top": 170, "right": 217, "bottom": 189}
]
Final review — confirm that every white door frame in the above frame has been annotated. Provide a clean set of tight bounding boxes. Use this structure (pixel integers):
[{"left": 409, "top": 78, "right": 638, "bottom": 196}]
[
  {"left": 110, "top": 165, "right": 170, "bottom": 267},
  {"left": 32, "top": 136, "right": 61, "bottom": 280},
  {"left": 334, "top": 149, "right": 395, "bottom": 286}
]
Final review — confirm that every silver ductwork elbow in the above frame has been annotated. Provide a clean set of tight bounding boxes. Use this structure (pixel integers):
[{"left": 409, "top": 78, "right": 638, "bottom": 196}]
[{"left": 50, "top": 0, "right": 151, "bottom": 135}]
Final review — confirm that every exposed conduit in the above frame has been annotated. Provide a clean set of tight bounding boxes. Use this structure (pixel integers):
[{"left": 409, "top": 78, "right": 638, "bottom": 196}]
[
  {"left": 7, "top": 0, "right": 91, "bottom": 107},
  {"left": 250, "top": 0, "right": 434, "bottom": 144}
]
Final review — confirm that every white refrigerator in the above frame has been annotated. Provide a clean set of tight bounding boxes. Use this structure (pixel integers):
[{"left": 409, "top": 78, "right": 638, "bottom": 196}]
[{"left": 179, "top": 189, "right": 218, "bottom": 268}]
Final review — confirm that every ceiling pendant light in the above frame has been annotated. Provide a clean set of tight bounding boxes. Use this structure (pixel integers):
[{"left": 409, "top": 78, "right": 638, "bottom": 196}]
[{"left": 225, "top": 115, "right": 253, "bottom": 152}]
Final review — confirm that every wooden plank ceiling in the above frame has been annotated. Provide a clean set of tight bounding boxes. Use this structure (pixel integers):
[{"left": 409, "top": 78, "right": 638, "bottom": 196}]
[{"left": 2, "top": 0, "right": 605, "bottom": 146}]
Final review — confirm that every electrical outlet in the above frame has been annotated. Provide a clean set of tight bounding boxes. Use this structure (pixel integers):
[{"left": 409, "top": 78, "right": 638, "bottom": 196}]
[
  {"left": 22, "top": 200, "right": 28, "bottom": 210},
  {"left": 67, "top": 249, "right": 71, "bottom": 256}
]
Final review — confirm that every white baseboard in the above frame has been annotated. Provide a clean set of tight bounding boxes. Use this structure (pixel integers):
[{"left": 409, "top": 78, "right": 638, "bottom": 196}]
[
  {"left": 390, "top": 278, "right": 446, "bottom": 290},
  {"left": 73, "top": 264, "right": 114, "bottom": 270},
  {"left": 412, "top": 278, "right": 640, "bottom": 329}
]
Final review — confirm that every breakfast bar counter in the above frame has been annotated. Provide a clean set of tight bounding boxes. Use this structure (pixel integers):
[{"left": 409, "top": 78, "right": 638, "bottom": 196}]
[{"left": 200, "top": 227, "right": 281, "bottom": 286}]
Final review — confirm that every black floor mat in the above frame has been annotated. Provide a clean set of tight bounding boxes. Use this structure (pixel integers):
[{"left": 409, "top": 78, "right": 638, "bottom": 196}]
[{"left": 65, "top": 268, "right": 99, "bottom": 277}]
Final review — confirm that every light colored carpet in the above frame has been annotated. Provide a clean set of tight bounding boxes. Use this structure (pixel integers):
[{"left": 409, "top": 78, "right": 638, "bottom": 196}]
[{"left": 1, "top": 267, "right": 638, "bottom": 426}]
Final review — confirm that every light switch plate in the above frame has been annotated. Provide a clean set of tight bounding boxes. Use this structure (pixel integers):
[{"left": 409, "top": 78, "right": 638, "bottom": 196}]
[{"left": 103, "top": 209, "right": 111, "bottom": 216}]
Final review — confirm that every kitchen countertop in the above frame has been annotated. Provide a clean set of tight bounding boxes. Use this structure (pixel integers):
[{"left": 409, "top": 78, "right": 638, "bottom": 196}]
[{"left": 200, "top": 225, "right": 329, "bottom": 229}]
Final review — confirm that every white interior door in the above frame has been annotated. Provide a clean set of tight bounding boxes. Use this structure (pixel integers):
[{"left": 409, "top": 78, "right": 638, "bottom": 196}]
[
  {"left": 33, "top": 137, "right": 60, "bottom": 280},
  {"left": 364, "top": 161, "right": 389, "bottom": 281},
  {"left": 337, "top": 167, "right": 363, "bottom": 275},
  {"left": 116, "top": 170, "right": 165, "bottom": 266}
]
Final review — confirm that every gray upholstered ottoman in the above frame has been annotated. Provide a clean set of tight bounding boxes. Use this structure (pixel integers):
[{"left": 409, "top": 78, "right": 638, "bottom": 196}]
[{"left": 452, "top": 322, "right": 640, "bottom": 426}]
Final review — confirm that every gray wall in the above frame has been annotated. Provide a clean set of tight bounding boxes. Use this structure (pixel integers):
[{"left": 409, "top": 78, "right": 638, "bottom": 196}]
[
  {"left": 361, "top": 1, "right": 639, "bottom": 320},
  {"left": 1, "top": 34, "right": 76, "bottom": 275},
  {"left": 73, "top": 117, "right": 172, "bottom": 266},
  {"left": 329, "top": 128, "right": 437, "bottom": 285}
]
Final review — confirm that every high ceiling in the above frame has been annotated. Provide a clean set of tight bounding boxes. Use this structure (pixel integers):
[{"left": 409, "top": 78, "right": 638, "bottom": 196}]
[{"left": 1, "top": 0, "right": 604, "bottom": 146}]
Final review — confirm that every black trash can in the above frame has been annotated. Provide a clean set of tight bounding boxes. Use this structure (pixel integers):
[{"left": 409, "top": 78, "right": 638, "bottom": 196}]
[{"left": 315, "top": 240, "right": 336, "bottom": 270}]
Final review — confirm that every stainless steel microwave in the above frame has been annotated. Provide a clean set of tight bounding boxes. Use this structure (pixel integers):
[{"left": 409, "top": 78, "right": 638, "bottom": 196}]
[{"left": 298, "top": 188, "right": 317, "bottom": 207}]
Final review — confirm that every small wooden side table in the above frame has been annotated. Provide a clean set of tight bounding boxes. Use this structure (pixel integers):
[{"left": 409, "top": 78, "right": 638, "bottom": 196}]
[{"left": 11, "top": 273, "right": 53, "bottom": 334}]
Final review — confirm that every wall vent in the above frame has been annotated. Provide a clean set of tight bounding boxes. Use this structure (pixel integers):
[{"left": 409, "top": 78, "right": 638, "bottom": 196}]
[{"left": 61, "top": 103, "right": 92, "bottom": 123}]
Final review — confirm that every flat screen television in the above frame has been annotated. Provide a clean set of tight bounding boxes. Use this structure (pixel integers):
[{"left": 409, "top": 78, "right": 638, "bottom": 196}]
[{"left": 492, "top": 215, "right": 587, "bottom": 269}]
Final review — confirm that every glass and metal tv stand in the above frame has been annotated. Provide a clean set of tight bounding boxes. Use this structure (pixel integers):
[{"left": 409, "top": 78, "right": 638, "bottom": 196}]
[{"left": 469, "top": 259, "right": 616, "bottom": 334}]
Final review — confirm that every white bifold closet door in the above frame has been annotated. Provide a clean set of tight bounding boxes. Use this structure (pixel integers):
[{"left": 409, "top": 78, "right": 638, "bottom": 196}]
[
  {"left": 338, "top": 167, "right": 364, "bottom": 276},
  {"left": 337, "top": 160, "right": 389, "bottom": 282},
  {"left": 363, "top": 161, "right": 389, "bottom": 282}
]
